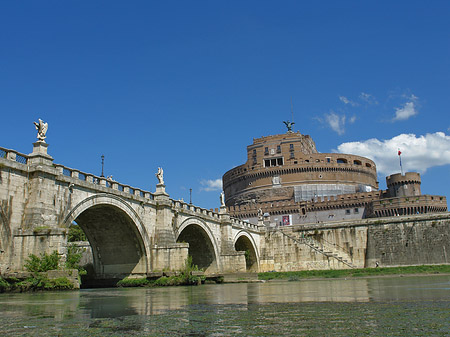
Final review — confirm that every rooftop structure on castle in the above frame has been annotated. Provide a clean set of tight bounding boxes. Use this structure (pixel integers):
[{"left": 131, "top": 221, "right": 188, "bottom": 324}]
[{"left": 223, "top": 125, "right": 447, "bottom": 226}]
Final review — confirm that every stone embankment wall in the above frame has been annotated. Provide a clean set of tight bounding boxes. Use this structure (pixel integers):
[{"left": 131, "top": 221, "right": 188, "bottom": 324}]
[
  {"left": 366, "top": 214, "right": 450, "bottom": 267},
  {"left": 259, "top": 213, "right": 450, "bottom": 271}
]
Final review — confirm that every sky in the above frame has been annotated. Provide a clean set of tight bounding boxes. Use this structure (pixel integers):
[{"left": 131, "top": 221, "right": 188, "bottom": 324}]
[{"left": 1, "top": 1, "right": 449, "bottom": 210}]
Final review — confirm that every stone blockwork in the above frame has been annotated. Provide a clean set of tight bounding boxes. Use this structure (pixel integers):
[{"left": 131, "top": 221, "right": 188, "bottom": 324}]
[
  {"left": 366, "top": 214, "right": 450, "bottom": 267},
  {"left": 257, "top": 213, "right": 450, "bottom": 272}
]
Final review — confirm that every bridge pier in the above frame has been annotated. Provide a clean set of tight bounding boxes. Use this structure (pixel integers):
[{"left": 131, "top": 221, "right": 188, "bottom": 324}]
[{"left": 218, "top": 209, "right": 247, "bottom": 273}]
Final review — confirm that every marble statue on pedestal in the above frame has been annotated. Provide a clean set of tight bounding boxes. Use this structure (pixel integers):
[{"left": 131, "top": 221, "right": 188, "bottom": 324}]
[
  {"left": 34, "top": 119, "right": 48, "bottom": 142},
  {"left": 156, "top": 167, "right": 164, "bottom": 185}
]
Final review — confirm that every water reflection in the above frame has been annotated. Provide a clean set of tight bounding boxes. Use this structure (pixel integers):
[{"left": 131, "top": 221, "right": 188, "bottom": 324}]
[{"left": 0, "top": 275, "right": 449, "bottom": 335}]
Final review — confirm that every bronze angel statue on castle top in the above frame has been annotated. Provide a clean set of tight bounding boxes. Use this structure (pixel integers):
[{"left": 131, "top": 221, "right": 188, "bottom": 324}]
[{"left": 283, "top": 120, "right": 295, "bottom": 133}]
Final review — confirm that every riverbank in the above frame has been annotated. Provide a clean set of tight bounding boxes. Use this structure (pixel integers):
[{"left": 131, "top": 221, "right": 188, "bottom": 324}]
[{"left": 258, "top": 264, "right": 450, "bottom": 281}]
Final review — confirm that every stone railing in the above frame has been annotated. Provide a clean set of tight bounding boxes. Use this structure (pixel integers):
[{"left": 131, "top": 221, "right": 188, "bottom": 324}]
[
  {"left": 53, "top": 163, "right": 154, "bottom": 200},
  {"left": 172, "top": 200, "right": 221, "bottom": 219},
  {"left": 171, "top": 199, "right": 261, "bottom": 231},
  {"left": 230, "top": 217, "right": 260, "bottom": 231},
  {"left": 0, "top": 146, "right": 29, "bottom": 165}
]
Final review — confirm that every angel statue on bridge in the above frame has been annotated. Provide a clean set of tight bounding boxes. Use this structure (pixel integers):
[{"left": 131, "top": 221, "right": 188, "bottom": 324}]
[
  {"left": 220, "top": 191, "right": 225, "bottom": 207},
  {"left": 156, "top": 167, "right": 164, "bottom": 185},
  {"left": 34, "top": 119, "right": 48, "bottom": 142}
]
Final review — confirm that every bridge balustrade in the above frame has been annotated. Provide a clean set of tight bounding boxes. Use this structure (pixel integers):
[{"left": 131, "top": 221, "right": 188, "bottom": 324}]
[
  {"left": 52, "top": 163, "right": 155, "bottom": 201},
  {"left": 0, "top": 146, "right": 29, "bottom": 164}
]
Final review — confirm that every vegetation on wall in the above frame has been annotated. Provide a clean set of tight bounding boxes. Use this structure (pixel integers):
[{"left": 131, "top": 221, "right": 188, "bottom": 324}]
[
  {"left": 0, "top": 249, "right": 86, "bottom": 292},
  {"left": 68, "top": 223, "right": 87, "bottom": 242},
  {"left": 0, "top": 275, "right": 74, "bottom": 292},
  {"left": 65, "top": 245, "right": 87, "bottom": 275},
  {"left": 24, "top": 251, "right": 60, "bottom": 272}
]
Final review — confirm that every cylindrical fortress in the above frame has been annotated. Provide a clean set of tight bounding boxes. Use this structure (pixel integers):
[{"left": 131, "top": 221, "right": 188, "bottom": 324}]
[
  {"left": 223, "top": 132, "right": 378, "bottom": 207},
  {"left": 386, "top": 172, "right": 421, "bottom": 197}
]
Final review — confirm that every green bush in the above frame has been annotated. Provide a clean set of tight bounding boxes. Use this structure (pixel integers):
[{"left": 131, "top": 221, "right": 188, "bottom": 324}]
[
  {"left": 68, "top": 224, "right": 87, "bottom": 242},
  {"left": 65, "top": 245, "right": 87, "bottom": 275},
  {"left": 13, "top": 275, "right": 74, "bottom": 292},
  {"left": 0, "top": 277, "right": 10, "bottom": 292},
  {"left": 24, "top": 251, "right": 60, "bottom": 272},
  {"left": 117, "top": 277, "right": 150, "bottom": 287}
]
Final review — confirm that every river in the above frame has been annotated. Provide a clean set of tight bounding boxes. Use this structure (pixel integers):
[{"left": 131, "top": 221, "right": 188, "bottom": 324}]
[{"left": 0, "top": 275, "right": 449, "bottom": 336}]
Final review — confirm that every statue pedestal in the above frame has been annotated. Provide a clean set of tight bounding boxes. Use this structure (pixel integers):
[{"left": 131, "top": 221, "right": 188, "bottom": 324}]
[
  {"left": 28, "top": 141, "right": 53, "bottom": 166},
  {"left": 154, "top": 183, "right": 169, "bottom": 201}
]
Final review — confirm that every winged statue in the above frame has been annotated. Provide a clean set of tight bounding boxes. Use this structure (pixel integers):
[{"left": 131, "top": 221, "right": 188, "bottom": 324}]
[
  {"left": 34, "top": 119, "right": 48, "bottom": 142},
  {"left": 283, "top": 120, "right": 295, "bottom": 133}
]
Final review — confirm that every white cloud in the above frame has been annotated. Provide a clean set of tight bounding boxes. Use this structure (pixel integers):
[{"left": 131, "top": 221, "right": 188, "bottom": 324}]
[
  {"left": 359, "top": 92, "right": 378, "bottom": 105},
  {"left": 336, "top": 132, "right": 450, "bottom": 175},
  {"left": 324, "top": 112, "right": 347, "bottom": 135},
  {"left": 339, "top": 96, "right": 358, "bottom": 106},
  {"left": 200, "top": 178, "right": 222, "bottom": 192},
  {"left": 393, "top": 101, "right": 418, "bottom": 121}
]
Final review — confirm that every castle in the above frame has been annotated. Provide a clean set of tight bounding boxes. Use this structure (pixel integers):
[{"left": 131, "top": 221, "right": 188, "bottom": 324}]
[{"left": 223, "top": 126, "right": 447, "bottom": 226}]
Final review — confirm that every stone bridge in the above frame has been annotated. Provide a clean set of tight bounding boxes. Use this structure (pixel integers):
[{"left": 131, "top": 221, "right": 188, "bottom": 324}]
[{"left": 0, "top": 141, "right": 263, "bottom": 280}]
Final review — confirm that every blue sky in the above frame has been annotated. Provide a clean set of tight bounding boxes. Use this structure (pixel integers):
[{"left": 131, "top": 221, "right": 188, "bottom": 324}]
[{"left": 1, "top": 1, "right": 449, "bottom": 210}]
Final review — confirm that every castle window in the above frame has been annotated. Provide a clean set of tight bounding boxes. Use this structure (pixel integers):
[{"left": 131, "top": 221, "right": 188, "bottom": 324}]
[
  {"left": 337, "top": 158, "right": 348, "bottom": 164},
  {"left": 289, "top": 144, "right": 294, "bottom": 151},
  {"left": 345, "top": 209, "right": 351, "bottom": 215},
  {"left": 353, "top": 160, "right": 362, "bottom": 165},
  {"left": 290, "top": 152, "right": 295, "bottom": 159},
  {"left": 365, "top": 163, "right": 372, "bottom": 168},
  {"left": 354, "top": 208, "right": 359, "bottom": 214},
  {"left": 264, "top": 147, "right": 269, "bottom": 155},
  {"left": 264, "top": 157, "right": 284, "bottom": 167},
  {"left": 277, "top": 145, "right": 281, "bottom": 153},
  {"left": 253, "top": 149, "right": 256, "bottom": 156},
  {"left": 326, "top": 157, "right": 331, "bottom": 163}
]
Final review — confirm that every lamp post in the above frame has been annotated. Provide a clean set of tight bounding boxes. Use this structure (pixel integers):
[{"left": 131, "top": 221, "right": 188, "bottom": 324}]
[{"left": 101, "top": 155, "right": 105, "bottom": 177}]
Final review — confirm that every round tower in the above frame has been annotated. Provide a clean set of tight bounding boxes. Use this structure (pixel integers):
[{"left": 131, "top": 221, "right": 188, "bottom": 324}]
[
  {"left": 223, "top": 130, "right": 378, "bottom": 207},
  {"left": 386, "top": 172, "right": 421, "bottom": 198}
]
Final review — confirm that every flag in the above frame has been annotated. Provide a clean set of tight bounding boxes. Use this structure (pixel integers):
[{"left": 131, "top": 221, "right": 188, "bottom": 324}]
[{"left": 398, "top": 150, "right": 401, "bottom": 156}]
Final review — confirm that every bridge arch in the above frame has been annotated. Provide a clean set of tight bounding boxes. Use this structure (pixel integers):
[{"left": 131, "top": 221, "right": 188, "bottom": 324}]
[
  {"left": 176, "top": 217, "right": 220, "bottom": 273},
  {"left": 63, "top": 193, "right": 150, "bottom": 279},
  {"left": 234, "top": 230, "right": 259, "bottom": 272}
]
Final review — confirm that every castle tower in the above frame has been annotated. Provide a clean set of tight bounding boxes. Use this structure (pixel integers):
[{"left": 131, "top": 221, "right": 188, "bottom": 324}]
[{"left": 386, "top": 172, "right": 421, "bottom": 198}]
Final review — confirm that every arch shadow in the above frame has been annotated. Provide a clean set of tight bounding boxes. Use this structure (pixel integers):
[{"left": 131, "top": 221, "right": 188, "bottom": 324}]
[
  {"left": 64, "top": 194, "right": 150, "bottom": 280},
  {"left": 234, "top": 230, "right": 259, "bottom": 272},
  {"left": 176, "top": 217, "right": 220, "bottom": 274}
]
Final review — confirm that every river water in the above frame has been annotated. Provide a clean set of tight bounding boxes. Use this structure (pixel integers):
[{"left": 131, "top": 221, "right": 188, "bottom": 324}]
[{"left": 0, "top": 275, "right": 449, "bottom": 336}]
